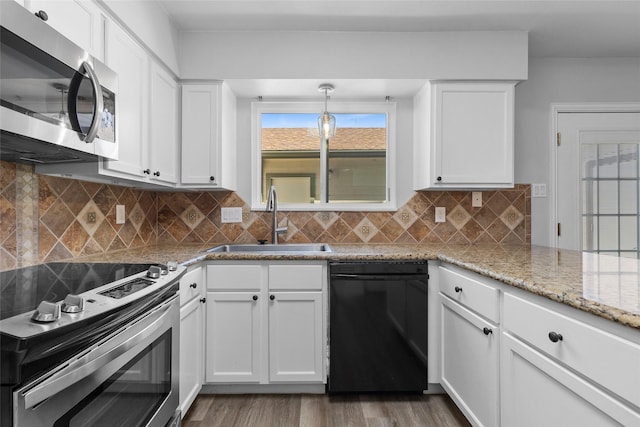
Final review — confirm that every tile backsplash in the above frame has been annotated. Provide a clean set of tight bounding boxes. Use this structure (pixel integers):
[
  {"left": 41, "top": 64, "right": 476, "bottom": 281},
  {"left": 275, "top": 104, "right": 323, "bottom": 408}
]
[{"left": 1, "top": 161, "right": 530, "bottom": 270}]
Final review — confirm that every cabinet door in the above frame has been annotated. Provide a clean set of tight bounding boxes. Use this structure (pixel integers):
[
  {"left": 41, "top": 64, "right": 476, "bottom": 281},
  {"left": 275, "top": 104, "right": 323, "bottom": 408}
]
[
  {"left": 268, "top": 291, "right": 324, "bottom": 383},
  {"left": 179, "top": 296, "right": 204, "bottom": 416},
  {"left": 149, "top": 62, "right": 178, "bottom": 185},
  {"left": 441, "top": 296, "right": 499, "bottom": 427},
  {"left": 27, "top": 0, "right": 103, "bottom": 59},
  {"left": 501, "top": 334, "right": 639, "bottom": 427},
  {"left": 205, "top": 291, "right": 262, "bottom": 383},
  {"left": 103, "top": 21, "right": 148, "bottom": 178},
  {"left": 181, "top": 85, "right": 219, "bottom": 186},
  {"left": 433, "top": 82, "right": 514, "bottom": 187}
]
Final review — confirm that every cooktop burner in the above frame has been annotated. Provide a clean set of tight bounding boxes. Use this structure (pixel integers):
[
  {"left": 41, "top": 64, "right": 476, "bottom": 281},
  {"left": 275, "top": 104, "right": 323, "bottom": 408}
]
[{"left": 0, "top": 263, "right": 153, "bottom": 321}]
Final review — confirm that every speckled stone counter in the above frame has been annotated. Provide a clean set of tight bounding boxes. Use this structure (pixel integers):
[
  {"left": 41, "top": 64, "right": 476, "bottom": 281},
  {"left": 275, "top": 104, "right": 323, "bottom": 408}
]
[{"left": 64, "top": 243, "right": 640, "bottom": 330}]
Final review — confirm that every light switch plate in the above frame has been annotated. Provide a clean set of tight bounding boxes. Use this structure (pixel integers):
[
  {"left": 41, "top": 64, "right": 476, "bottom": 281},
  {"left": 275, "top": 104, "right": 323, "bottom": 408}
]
[
  {"left": 221, "top": 207, "right": 243, "bottom": 223},
  {"left": 472, "top": 192, "right": 482, "bottom": 207},
  {"left": 116, "top": 205, "right": 125, "bottom": 224},
  {"left": 435, "top": 207, "right": 446, "bottom": 223},
  {"left": 532, "top": 183, "right": 547, "bottom": 198}
]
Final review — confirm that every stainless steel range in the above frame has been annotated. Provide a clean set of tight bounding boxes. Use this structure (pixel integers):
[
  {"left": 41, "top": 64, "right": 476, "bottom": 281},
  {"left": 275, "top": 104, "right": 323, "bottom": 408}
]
[{"left": 0, "top": 262, "right": 186, "bottom": 427}]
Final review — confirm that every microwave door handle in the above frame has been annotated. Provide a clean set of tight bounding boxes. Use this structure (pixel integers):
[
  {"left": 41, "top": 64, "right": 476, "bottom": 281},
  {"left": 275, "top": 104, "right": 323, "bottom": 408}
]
[
  {"left": 79, "top": 61, "right": 103, "bottom": 143},
  {"left": 21, "top": 296, "right": 176, "bottom": 410}
]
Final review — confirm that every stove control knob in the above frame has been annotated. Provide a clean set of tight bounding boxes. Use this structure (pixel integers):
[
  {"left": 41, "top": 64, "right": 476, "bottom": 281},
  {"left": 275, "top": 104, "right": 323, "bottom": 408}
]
[
  {"left": 158, "top": 264, "right": 169, "bottom": 275},
  {"left": 147, "top": 265, "right": 162, "bottom": 279},
  {"left": 167, "top": 261, "right": 178, "bottom": 271},
  {"left": 61, "top": 294, "right": 85, "bottom": 313},
  {"left": 31, "top": 301, "right": 61, "bottom": 323}
]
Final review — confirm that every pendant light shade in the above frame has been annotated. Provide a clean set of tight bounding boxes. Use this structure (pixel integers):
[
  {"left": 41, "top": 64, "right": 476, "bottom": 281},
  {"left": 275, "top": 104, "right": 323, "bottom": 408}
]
[{"left": 318, "top": 84, "right": 336, "bottom": 141}]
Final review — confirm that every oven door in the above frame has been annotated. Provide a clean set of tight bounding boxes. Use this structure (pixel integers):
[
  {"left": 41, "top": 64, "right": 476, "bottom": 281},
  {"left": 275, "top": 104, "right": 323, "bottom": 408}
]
[{"left": 13, "top": 294, "right": 179, "bottom": 427}]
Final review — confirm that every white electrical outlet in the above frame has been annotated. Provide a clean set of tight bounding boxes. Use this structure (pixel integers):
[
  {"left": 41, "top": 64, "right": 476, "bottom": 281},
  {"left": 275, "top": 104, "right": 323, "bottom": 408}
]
[
  {"left": 221, "top": 207, "right": 243, "bottom": 223},
  {"left": 116, "top": 205, "right": 125, "bottom": 224},
  {"left": 472, "top": 192, "right": 482, "bottom": 207},
  {"left": 532, "top": 183, "right": 547, "bottom": 198},
  {"left": 435, "top": 207, "right": 446, "bottom": 223}
]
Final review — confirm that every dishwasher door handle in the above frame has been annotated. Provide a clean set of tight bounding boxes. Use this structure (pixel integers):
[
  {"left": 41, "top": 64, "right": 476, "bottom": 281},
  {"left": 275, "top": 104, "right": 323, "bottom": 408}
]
[{"left": 330, "top": 273, "right": 427, "bottom": 281}]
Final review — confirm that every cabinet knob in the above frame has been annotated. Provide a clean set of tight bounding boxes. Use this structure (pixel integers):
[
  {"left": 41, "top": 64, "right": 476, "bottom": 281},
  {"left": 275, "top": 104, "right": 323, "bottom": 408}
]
[
  {"left": 35, "top": 10, "right": 48, "bottom": 21},
  {"left": 210, "top": 176, "right": 215, "bottom": 181},
  {"left": 252, "top": 295, "right": 258, "bottom": 301},
  {"left": 483, "top": 327, "right": 493, "bottom": 335},
  {"left": 143, "top": 169, "right": 151, "bottom": 174},
  {"left": 436, "top": 176, "right": 442, "bottom": 182},
  {"left": 199, "top": 297, "right": 206, "bottom": 304},
  {"left": 270, "top": 295, "right": 275, "bottom": 301},
  {"left": 548, "top": 331, "right": 563, "bottom": 343},
  {"left": 454, "top": 286, "right": 463, "bottom": 293},
  {"left": 189, "top": 283, "right": 197, "bottom": 289},
  {"left": 154, "top": 171, "right": 161, "bottom": 177}
]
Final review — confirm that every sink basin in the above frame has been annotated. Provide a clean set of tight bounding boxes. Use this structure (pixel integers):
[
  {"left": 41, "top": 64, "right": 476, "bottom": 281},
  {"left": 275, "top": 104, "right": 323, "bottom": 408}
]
[{"left": 206, "top": 243, "right": 332, "bottom": 254}]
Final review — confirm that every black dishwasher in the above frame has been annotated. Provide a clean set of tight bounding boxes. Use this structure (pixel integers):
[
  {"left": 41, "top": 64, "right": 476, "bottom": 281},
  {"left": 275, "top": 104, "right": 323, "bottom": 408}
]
[{"left": 328, "top": 261, "right": 428, "bottom": 393}]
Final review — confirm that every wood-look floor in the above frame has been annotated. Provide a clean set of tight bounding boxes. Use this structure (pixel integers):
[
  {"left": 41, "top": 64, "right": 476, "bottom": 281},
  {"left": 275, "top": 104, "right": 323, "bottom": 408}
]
[{"left": 183, "top": 394, "right": 472, "bottom": 427}]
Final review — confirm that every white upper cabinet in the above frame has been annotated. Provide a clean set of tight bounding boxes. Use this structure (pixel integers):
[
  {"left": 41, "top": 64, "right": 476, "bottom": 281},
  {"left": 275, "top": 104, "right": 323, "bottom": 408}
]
[
  {"left": 149, "top": 62, "right": 178, "bottom": 185},
  {"left": 38, "top": 19, "right": 180, "bottom": 187},
  {"left": 181, "top": 83, "right": 237, "bottom": 190},
  {"left": 414, "top": 81, "right": 515, "bottom": 190},
  {"left": 102, "top": 19, "right": 149, "bottom": 179},
  {"left": 25, "top": 0, "right": 104, "bottom": 60}
]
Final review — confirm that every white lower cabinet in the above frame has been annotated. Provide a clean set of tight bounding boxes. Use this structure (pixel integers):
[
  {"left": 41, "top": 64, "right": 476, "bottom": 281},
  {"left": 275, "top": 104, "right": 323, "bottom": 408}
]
[
  {"left": 439, "top": 264, "right": 500, "bottom": 427},
  {"left": 205, "top": 291, "right": 262, "bottom": 383},
  {"left": 441, "top": 298, "right": 499, "bottom": 427},
  {"left": 268, "top": 291, "right": 323, "bottom": 382},
  {"left": 438, "top": 263, "right": 640, "bottom": 427},
  {"left": 501, "top": 291, "right": 640, "bottom": 427},
  {"left": 501, "top": 333, "right": 636, "bottom": 427},
  {"left": 179, "top": 267, "right": 205, "bottom": 418},
  {"left": 205, "top": 261, "right": 326, "bottom": 385}
]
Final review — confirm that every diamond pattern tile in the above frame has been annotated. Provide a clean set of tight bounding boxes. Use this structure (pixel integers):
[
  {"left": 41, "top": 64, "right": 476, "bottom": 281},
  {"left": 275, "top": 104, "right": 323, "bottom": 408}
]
[{"left": 1, "top": 160, "right": 531, "bottom": 268}]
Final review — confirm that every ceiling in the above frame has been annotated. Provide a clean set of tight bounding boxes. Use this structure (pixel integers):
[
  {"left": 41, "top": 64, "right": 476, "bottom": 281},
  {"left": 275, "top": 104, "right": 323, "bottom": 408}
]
[{"left": 157, "top": 1, "right": 640, "bottom": 98}]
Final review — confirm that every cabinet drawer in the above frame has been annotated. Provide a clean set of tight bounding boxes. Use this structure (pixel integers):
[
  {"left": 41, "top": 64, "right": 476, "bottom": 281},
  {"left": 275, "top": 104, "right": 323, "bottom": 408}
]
[
  {"left": 439, "top": 266, "right": 500, "bottom": 322},
  {"left": 180, "top": 267, "right": 203, "bottom": 306},
  {"left": 269, "top": 264, "right": 324, "bottom": 291},
  {"left": 504, "top": 292, "right": 640, "bottom": 408},
  {"left": 207, "top": 264, "right": 263, "bottom": 290}
]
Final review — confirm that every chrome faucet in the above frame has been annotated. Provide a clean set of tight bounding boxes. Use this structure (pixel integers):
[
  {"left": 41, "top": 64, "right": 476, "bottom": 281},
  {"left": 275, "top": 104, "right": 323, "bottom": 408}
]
[{"left": 266, "top": 185, "right": 288, "bottom": 244}]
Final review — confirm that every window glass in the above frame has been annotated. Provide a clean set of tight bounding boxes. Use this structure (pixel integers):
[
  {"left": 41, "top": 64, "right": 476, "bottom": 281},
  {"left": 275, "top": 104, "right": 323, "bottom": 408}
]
[{"left": 257, "top": 105, "right": 393, "bottom": 210}]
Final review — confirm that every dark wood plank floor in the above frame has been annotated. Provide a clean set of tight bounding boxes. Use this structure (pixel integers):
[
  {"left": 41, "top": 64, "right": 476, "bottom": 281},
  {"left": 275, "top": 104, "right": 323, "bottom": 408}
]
[{"left": 183, "top": 394, "right": 472, "bottom": 427}]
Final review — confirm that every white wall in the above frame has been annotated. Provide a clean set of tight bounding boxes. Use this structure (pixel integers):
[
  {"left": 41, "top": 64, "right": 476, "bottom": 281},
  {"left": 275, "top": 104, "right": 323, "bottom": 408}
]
[
  {"left": 514, "top": 57, "right": 640, "bottom": 245},
  {"left": 179, "top": 31, "right": 527, "bottom": 80}
]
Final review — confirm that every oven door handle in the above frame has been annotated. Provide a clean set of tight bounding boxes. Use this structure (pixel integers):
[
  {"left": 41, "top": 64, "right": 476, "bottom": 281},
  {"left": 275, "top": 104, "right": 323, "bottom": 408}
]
[{"left": 21, "top": 294, "right": 178, "bottom": 410}]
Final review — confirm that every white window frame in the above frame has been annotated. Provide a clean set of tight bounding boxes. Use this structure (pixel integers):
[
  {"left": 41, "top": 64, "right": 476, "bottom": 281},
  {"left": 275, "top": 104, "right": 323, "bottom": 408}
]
[{"left": 251, "top": 101, "right": 397, "bottom": 211}]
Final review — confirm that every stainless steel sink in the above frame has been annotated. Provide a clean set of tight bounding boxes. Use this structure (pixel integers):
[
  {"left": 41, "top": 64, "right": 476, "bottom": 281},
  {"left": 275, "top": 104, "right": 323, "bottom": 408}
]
[{"left": 206, "top": 243, "right": 332, "bottom": 253}]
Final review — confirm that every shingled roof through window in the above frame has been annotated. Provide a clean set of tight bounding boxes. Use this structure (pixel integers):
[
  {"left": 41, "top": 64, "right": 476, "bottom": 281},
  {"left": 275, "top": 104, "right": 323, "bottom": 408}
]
[{"left": 261, "top": 128, "right": 386, "bottom": 151}]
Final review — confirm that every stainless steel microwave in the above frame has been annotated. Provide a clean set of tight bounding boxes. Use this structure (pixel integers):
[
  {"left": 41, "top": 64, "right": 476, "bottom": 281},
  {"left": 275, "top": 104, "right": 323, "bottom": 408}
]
[{"left": 0, "top": 1, "right": 118, "bottom": 164}]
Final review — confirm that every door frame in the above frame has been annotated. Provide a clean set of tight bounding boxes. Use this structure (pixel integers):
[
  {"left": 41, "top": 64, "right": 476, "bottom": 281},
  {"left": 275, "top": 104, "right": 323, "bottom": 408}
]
[{"left": 550, "top": 103, "right": 640, "bottom": 248}]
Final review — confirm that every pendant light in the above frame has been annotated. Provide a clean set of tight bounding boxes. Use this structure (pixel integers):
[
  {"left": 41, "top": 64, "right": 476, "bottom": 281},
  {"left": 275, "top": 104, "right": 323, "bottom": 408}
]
[{"left": 318, "top": 84, "right": 336, "bottom": 141}]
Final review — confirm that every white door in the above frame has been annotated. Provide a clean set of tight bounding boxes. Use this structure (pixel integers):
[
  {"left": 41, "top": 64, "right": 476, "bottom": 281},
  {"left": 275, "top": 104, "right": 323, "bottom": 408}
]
[
  {"left": 103, "top": 21, "right": 149, "bottom": 178},
  {"left": 556, "top": 112, "right": 640, "bottom": 253},
  {"left": 149, "top": 62, "right": 178, "bottom": 185},
  {"left": 205, "top": 292, "right": 262, "bottom": 383},
  {"left": 179, "top": 296, "right": 203, "bottom": 415},
  {"left": 441, "top": 297, "right": 499, "bottom": 427},
  {"left": 268, "top": 291, "right": 324, "bottom": 383}
]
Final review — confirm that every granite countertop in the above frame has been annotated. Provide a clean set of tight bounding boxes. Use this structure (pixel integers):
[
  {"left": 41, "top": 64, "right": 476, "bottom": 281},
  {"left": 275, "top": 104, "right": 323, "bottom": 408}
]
[{"left": 66, "top": 243, "right": 640, "bottom": 330}]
